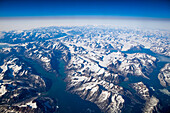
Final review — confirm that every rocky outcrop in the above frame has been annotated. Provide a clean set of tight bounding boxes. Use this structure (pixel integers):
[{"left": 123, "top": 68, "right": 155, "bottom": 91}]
[
  {"left": 65, "top": 36, "right": 157, "bottom": 113},
  {"left": 0, "top": 97, "right": 57, "bottom": 113},
  {"left": 0, "top": 27, "right": 66, "bottom": 44},
  {"left": 107, "top": 53, "right": 157, "bottom": 79},
  {"left": 0, "top": 54, "right": 57, "bottom": 112},
  {"left": 65, "top": 48, "right": 157, "bottom": 112},
  {"left": 158, "top": 63, "right": 170, "bottom": 87},
  {"left": 66, "top": 75, "right": 124, "bottom": 113},
  {"left": 0, "top": 26, "right": 169, "bottom": 113},
  {"left": 0, "top": 40, "right": 71, "bottom": 73},
  {"left": 130, "top": 82, "right": 150, "bottom": 100},
  {"left": 142, "top": 96, "right": 159, "bottom": 113},
  {"left": 0, "top": 55, "right": 46, "bottom": 103}
]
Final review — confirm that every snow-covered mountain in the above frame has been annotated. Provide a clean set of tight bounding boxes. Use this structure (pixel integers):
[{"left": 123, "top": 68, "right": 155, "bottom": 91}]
[{"left": 0, "top": 25, "right": 169, "bottom": 113}]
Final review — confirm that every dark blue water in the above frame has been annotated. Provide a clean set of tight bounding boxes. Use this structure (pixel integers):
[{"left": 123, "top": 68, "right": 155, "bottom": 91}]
[
  {"left": 120, "top": 48, "right": 170, "bottom": 112},
  {"left": 3, "top": 46, "right": 170, "bottom": 113},
  {"left": 20, "top": 57, "right": 101, "bottom": 113},
  {"left": 0, "top": 44, "right": 9, "bottom": 49},
  {"left": 121, "top": 48, "right": 170, "bottom": 87}
]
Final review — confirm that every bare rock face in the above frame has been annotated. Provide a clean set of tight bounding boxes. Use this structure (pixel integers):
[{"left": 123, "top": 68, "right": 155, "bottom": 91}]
[
  {"left": 0, "top": 97, "right": 57, "bottom": 113},
  {"left": 64, "top": 34, "right": 158, "bottom": 112},
  {"left": 107, "top": 53, "right": 157, "bottom": 79},
  {"left": 158, "top": 63, "right": 170, "bottom": 87},
  {"left": 0, "top": 54, "right": 57, "bottom": 112},
  {"left": 129, "top": 82, "right": 161, "bottom": 113},
  {"left": 66, "top": 75, "right": 124, "bottom": 113},
  {"left": 13, "top": 41, "right": 70, "bottom": 72},
  {"left": 0, "top": 26, "right": 169, "bottom": 113},
  {"left": 65, "top": 38, "right": 157, "bottom": 113},
  {"left": 0, "top": 55, "right": 46, "bottom": 104},
  {"left": 65, "top": 51, "right": 157, "bottom": 112},
  {"left": 130, "top": 82, "right": 150, "bottom": 100},
  {"left": 142, "top": 96, "right": 159, "bottom": 113}
]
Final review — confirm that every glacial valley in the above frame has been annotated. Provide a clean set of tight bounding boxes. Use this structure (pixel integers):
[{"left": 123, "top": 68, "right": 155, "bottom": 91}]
[{"left": 0, "top": 26, "right": 170, "bottom": 113}]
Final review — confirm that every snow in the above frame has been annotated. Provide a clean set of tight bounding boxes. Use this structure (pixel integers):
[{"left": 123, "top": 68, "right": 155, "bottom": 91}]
[
  {"left": 0, "top": 85, "right": 7, "bottom": 97},
  {"left": 116, "top": 95, "right": 125, "bottom": 103},
  {"left": 2, "top": 48, "right": 11, "bottom": 52},
  {"left": 0, "top": 18, "right": 170, "bottom": 32},
  {"left": 72, "top": 76, "right": 88, "bottom": 82},
  {"left": 158, "top": 63, "right": 170, "bottom": 87},
  {"left": 90, "top": 85, "right": 99, "bottom": 94},
  {"left": 20, "top": 100, "right": 37, "bottom": 108},
  {"left": 111, "top": 93, "right": 124, "bottom": 104},
  {"left": 0, "top": 24, "right": 169, "bottom": 113},
  {"left": 159, "top": 89, "right": 170, "bottom": 96},
  {"left": 0, "top": 64, "right": 8, "bottom": 73},
  {"left": 41, "top": 57, "right": 50, "bottom": 63},
  {"left": 98, "top": 90, "right": 111, "bottom": 102},
  {"left": 97, "top": 68, "right": 105, "bottom": 75}
]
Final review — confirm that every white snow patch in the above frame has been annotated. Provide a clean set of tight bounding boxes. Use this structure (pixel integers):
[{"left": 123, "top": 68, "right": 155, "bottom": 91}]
[{"left": 0, "top": 85, "right": 7, "bottom": 97}]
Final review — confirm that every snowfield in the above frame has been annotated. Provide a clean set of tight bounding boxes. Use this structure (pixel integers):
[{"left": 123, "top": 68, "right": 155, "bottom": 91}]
[{"left": 0, "top": 24, "right": 169, "bottom": 113}]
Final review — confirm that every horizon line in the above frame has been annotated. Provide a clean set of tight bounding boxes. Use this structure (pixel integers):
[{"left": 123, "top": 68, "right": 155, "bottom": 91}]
[{"left": 0, "top": 15, "right": 170, "bottom": 21}]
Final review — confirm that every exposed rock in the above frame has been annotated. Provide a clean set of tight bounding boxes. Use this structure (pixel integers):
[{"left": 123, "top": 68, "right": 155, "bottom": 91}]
[
  {"left": 65, "top": 38, "right": 156, "bottom": 112},
  {"left": 12, "top": 41, "right": 70, "bottom": 72},
  {"left": 0, "top": 26, "right": 169, "bottom": 113},
  {"left": 66, "top": 75, "right": 124, "bottom": 113},
  {"left": 158, "top": 63, "right": 170, "bottom": 87},
  {"left": 0, "top": 55, "right": 46, "bottom": 104},
  {"left": 0, "top": 54, "right": 57, "bottom": 112},
  {"left": 130, "top": 82, "right": 150, "bottom": 100},
  {"left": 0, "top": 97, "right": 57, "bottom": 113},
  {"left": 143, "top": 96, "right": 159, "bottom": 113}
]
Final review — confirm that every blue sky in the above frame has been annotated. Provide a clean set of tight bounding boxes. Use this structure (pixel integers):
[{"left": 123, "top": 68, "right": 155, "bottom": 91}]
[{"left": 0, "top": 0, "right": 170, "bottom": 18}]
